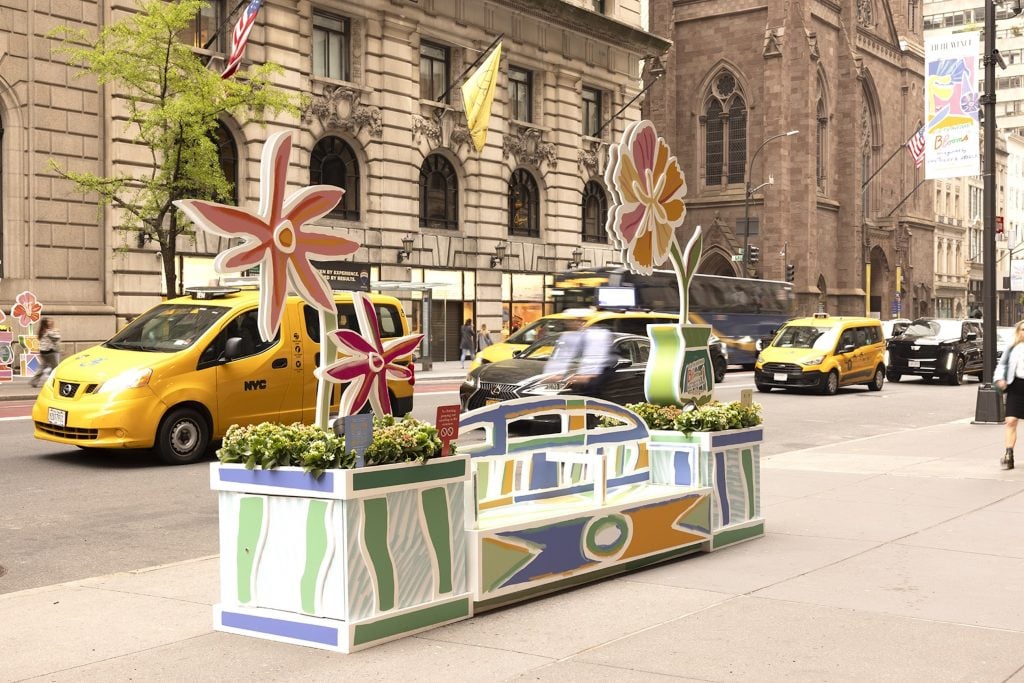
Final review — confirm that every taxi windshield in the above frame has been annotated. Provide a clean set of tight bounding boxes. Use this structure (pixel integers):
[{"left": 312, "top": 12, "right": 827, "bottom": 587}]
[
  {"left": 104, "top": 304, "right": 229, "bottom": 352},
  {"left": 772, "top": 325, "right": 840, "bottom": 351}
]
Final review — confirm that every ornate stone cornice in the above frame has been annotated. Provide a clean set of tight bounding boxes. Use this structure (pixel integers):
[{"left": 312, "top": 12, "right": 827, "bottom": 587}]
[
  {"left": 578, "top": 140, "right": 607, "bottom": 178},
  {"left": 411, "top": 109, "right": 472, "bottom": 153},
  {"left": 503, "top": 125, "right": 557, "bottom": 169},
  {"left": 302, "top": 84, "right": 382, "bottom": 138}
]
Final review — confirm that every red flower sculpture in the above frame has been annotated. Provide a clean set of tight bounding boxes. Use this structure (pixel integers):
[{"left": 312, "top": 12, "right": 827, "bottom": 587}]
[
  {"left": 175, "top": 131, "right": 359, "bottom": 342},
  {"left": 11, "top": 291, "right": 42, "bottom": 328},
  {"left": 315, "top": 292, "right": 423, "bottom": 417}
]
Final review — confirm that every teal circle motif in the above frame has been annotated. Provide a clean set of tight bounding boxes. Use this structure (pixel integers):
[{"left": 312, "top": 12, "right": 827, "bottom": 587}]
[
  {"left": 584, "top": 514, "right": 630, "bottom": 558},
  {"left": 0, "top": 345, "right": 12, "bottom": 365}
]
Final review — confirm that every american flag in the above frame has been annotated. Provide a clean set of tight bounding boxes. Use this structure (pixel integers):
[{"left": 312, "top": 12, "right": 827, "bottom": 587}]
[
  {"left": 220, "top": 0, "right": 263, "bottom": 79},
  {"left": 907, "top": 127, "right": 926, "bottom": 168}
]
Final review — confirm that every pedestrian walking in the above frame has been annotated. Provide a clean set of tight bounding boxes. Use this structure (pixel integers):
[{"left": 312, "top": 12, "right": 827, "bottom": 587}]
[
  {"left": 477, "top": 323, "right": 494, "bottom": 351},
  {"left": 459, "top": 319, "right": 476, "bottom": 368},
  {"left": 31, "top": 317, "right": 61, "bottom": 388},
  {"left": 994, "top": 319, "right": 1024, "bottom": 469}
]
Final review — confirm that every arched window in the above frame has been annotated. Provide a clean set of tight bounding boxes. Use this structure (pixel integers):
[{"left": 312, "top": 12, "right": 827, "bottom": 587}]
[
  {"left": 508, "top": 169, "right": 539, "bottom": 238},
  {"left": 703, "top": 71, "right": 747, "bottom": 186},
  {"left": 310, "top": 136, "right": 360, "bottom": 220},
  {"left": 419, "top": 154, "right": 459, "bottom": 229},
  {"left": 816, "top": 97, "right": 828, "bottom": 193},
  {"left": 581, "top": 181, "right": 607, "bottom": 243},
  {"left": 861, "top": 97, "right": 877, "bottom": 218},
  {"left": 213, "top": 122, "right": 238, "bottom": 204}
]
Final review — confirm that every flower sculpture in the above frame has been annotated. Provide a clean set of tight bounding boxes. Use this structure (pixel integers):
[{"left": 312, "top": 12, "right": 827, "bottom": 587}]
[
  {"left": 315, "top": 292, "right": 423, "bottom": 417},
  {"left": 175, "top": 131, "right": 359, "bottom": 342},
  {"left": 605, "top": 120, "right": 711, "bottom": 407},
  {"left": 604, "top": 120, "right": 702, "bottom": 321},
  {"left": 11, "top": 291, "right": 42, "bottom": 328}
]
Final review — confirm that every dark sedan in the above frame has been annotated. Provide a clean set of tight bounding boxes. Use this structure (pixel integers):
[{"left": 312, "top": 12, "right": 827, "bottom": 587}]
[
  {"left": 886, "top": 318, "right": 983, "bottom": 385},
  {"left": 460, "top": 332, "right": 651, "bottom": 414}
]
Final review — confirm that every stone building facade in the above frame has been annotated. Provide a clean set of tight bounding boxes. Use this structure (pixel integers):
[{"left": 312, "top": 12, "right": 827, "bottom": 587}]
[
  {"left": 0, "top": 0, "right": 669, "bottom": 358},
  {"left": 648, "top": 0, "right": 937, "bottom": 318}
]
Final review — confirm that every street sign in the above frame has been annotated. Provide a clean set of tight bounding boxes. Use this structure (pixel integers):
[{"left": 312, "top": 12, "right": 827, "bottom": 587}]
[{"left": 731, "top": 254, "right": 744, "bottom": 262}]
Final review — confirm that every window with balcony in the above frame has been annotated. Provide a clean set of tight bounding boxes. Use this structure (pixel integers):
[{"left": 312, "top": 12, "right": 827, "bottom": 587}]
[
  {"left": 582, "top": 86, "right": 602, "bottom": 138},
  {"left": 312, "top": 12, "right": 350, "bottom": 81},
  {"left": 420, "top": 41, "right": 450, "bottom": 102},
  {"left": 509, "top": 66, "right": 533, "bottom": 123}
]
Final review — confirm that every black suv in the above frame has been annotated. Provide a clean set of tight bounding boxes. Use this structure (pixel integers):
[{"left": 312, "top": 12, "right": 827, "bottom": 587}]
[{"left": 886, "top": 318, "right": 983, "bottom": 385}]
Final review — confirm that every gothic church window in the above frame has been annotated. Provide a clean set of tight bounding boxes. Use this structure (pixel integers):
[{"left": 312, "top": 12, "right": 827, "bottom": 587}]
[
  {"left": 816, "top": 97, "right": 828, "bottom": 193},
  {"left": 703, "top": 71, "right": 747, "bottom": 186}
]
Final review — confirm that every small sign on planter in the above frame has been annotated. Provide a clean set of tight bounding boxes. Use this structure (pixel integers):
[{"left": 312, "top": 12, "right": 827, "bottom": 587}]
[
  {"left": 343, "top": 413, "right": 373, "bottom": 467},
  {"left": 435, "top": 404, "right": 460, "bottom": 456}
]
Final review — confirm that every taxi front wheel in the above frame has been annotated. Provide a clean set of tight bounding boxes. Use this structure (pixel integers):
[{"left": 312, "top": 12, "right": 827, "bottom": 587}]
[{"left": 156, "top": 407, "right": 210, "bottom": 465}]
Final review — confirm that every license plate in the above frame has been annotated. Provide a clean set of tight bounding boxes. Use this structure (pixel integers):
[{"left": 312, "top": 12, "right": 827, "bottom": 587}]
[
  {"left": 47, "top": 407, "right": 67, "bottom": 427},
  {"left": 773, "top": 373, "right": 787, "bottom": 382},
  {"left": 909, "top": 360, "right": 920, "bottom": 368}
]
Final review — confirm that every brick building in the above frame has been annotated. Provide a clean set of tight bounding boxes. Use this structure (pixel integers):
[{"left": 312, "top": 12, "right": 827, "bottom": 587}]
[
  {"left": 648, "top": 0, "right": 937, "bottom": 318},
  {"left": 0, "top": 0, "right": 668, "bottom": 358}
]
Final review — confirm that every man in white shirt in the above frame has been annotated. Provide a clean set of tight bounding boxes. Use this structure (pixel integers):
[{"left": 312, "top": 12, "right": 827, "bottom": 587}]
[{"left": 544, "top": 321, "right": 614, "bottom": 389}]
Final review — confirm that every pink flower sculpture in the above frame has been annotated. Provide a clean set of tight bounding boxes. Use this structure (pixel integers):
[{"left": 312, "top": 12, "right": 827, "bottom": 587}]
[
  {"left": 315, "top": 292, "right": 423, "bottom": 417},
  {"left": 175, "top": 131, "right": 359, "bottom": 342},
  {"left": 604, "top": 120, "right": 687, "bottom": 276},
  {"left": 11, "top": 291, "right": 42, "bottom": 328}
]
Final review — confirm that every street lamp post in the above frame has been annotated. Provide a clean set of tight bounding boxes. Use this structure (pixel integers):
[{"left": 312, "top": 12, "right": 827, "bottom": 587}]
[{"left": 743, "top": 130, "right": 799, "bottom": 276}]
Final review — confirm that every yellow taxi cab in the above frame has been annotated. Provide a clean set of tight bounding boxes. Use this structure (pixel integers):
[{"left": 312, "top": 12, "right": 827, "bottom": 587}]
[
  {"left": 472, "top": 309, "right": 681, "bottom": 370},
  {"left": 753, "top": 314, "right": 886, "bottom": 395},
  {"left": 32, "top": 286, "right": 413, "bottom": 464}
]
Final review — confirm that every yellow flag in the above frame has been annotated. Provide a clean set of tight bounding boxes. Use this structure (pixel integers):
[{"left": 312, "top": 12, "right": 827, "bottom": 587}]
[{"left": 461, "top": 42, "right": 502, "bottom": 152}]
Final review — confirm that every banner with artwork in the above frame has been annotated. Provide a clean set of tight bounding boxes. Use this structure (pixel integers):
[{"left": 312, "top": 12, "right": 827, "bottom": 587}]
[{"left": 924, "top": 34, "right": 981, "bottom": 179}]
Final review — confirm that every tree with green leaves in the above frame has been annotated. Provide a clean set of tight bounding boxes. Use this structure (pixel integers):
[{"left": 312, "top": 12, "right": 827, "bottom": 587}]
[{"left": 50, "top": 0, "right": 300, "bottom": 297}]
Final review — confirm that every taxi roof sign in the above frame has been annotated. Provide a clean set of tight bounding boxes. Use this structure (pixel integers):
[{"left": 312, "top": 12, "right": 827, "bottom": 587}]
[{"left": 185, "top": 286, "right": 240, "bottom": 300}]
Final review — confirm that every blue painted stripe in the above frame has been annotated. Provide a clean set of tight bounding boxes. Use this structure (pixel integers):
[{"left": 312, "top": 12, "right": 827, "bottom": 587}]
[
  {"left": 218, "top": 467, "right": 335, "bottom": 493},
  {"left": 221, "top": 611, "right": 339, "bottom": 647},
  {"left": 673, "top": 451, "right": 693, "bottom": 485},
  {"left": 607, "top": 470, "right": 650, "bottom": 489},
  {"left": 513, "top": 481, "right": 594, "bottom": 503},
  {"left": 710, "top": 428, "right": 762, "bottom": 448},
  {"left": 715, "top": 452, "right": 729, "bottom": 525},
  {"left": 529, "top": 452, "right": 559, "bottom": 490}
]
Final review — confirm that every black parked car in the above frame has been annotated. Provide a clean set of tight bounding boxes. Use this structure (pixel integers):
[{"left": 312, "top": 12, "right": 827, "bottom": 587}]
[
  {"left": 460, "top": 332, "right": 729, "bottom": 414},
  {"left": 886, "top": 318, "right": 983, "bottom": 385}
]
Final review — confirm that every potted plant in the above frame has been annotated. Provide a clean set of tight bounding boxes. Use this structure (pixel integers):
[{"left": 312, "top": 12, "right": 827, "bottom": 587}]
[
  {"left": 620, "top": 400, "right": 765, "bottom": 548},
  {"left": 210, "top": 415, "right": 472, "bottom": 653}
]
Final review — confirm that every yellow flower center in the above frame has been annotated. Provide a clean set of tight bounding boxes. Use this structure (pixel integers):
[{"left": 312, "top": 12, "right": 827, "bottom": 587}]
[{"left": 273, "top": 220, "right": 297, "bottom": 254}]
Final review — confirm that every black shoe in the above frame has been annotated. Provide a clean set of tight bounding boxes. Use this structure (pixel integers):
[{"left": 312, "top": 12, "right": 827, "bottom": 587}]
[{"left": 1001, "top": 451, "right": 1015, "bottom": 470}]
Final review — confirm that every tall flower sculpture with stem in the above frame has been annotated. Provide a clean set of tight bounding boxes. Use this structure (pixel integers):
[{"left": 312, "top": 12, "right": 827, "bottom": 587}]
[
  {"left": 175, "top": 130, "right": 366, "bottom": 430},
  {"left": 605, "top": 120, "right": 711, "bottom": 406}
]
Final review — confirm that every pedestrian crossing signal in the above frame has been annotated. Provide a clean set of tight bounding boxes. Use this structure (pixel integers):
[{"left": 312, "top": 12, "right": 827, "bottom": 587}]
[{"left": 786, "top": 263, "right": 795, "bottom": 282}]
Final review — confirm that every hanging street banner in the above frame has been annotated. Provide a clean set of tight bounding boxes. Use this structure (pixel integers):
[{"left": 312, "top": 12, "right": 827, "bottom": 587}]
[
  {"left": 924, "top": 34, "right": 981, "bottom": 179},
  {"left": 1011, "top": 259, "right": 1024, "bottom": 292}
]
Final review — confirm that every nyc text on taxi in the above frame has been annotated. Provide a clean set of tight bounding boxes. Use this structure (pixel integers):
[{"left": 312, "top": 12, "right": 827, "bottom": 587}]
[{"left": 32, "top": 287, "right": 413, "bottom": 464}]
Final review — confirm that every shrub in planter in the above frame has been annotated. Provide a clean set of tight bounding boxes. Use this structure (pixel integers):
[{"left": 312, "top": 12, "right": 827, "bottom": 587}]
[
  {"left": 605, "top": 400, "right": 762, "bottom": 434},
  {"left": 216, "top": 414, "right": 451, "bottom": 477}
]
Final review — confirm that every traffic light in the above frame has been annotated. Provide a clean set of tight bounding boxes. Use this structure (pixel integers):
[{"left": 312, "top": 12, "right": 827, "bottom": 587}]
[
  {"left": 748, "top": 246, "right": 760, "bottom": 265},
  {"left": 786, "top": 263, "right": 795, "bottom": 282}
]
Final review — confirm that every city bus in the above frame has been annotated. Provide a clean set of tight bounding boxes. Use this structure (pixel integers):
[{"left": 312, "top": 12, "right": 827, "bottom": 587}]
[{"left": 552, "top": 268, "right": 794, "bottom": 367}]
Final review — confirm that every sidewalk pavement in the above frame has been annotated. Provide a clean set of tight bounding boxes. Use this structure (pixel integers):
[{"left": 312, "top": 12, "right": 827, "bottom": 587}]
[
  {"left": 0, "top": 360, "right": 470, "bottom": 403},
  {"left": 3, "top": 416, "right": 1024, "bottom": 681}
]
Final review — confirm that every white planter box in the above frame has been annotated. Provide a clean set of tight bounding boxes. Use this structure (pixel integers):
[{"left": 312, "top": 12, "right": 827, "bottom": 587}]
[{"left": 211, "top": 456, "right": 471, "bottom": 652}]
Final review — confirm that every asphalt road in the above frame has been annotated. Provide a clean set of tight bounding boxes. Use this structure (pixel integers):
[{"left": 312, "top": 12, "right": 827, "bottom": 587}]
[{"left": 0, "top": 372, "right": 985, "bottom": 594}]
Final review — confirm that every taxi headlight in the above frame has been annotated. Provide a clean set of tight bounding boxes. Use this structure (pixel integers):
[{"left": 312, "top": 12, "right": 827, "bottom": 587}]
[
  {"left": 98, "top": 368, "right": 153, "bottom": 394},
  {"left": 800, "top": 356, "right": 825, "bottom": 366}
]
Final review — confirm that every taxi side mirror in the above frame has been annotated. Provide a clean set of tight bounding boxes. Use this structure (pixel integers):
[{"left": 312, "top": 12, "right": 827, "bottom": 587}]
[
  {"left": 222, "top": 336, "right": 244, "bottom": 361},
  {"left": 965, "top": 331, "right": 978, "bottom": 341},
  {"left": 840, "top": 343, "right": 856, "bottom": 353}
]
